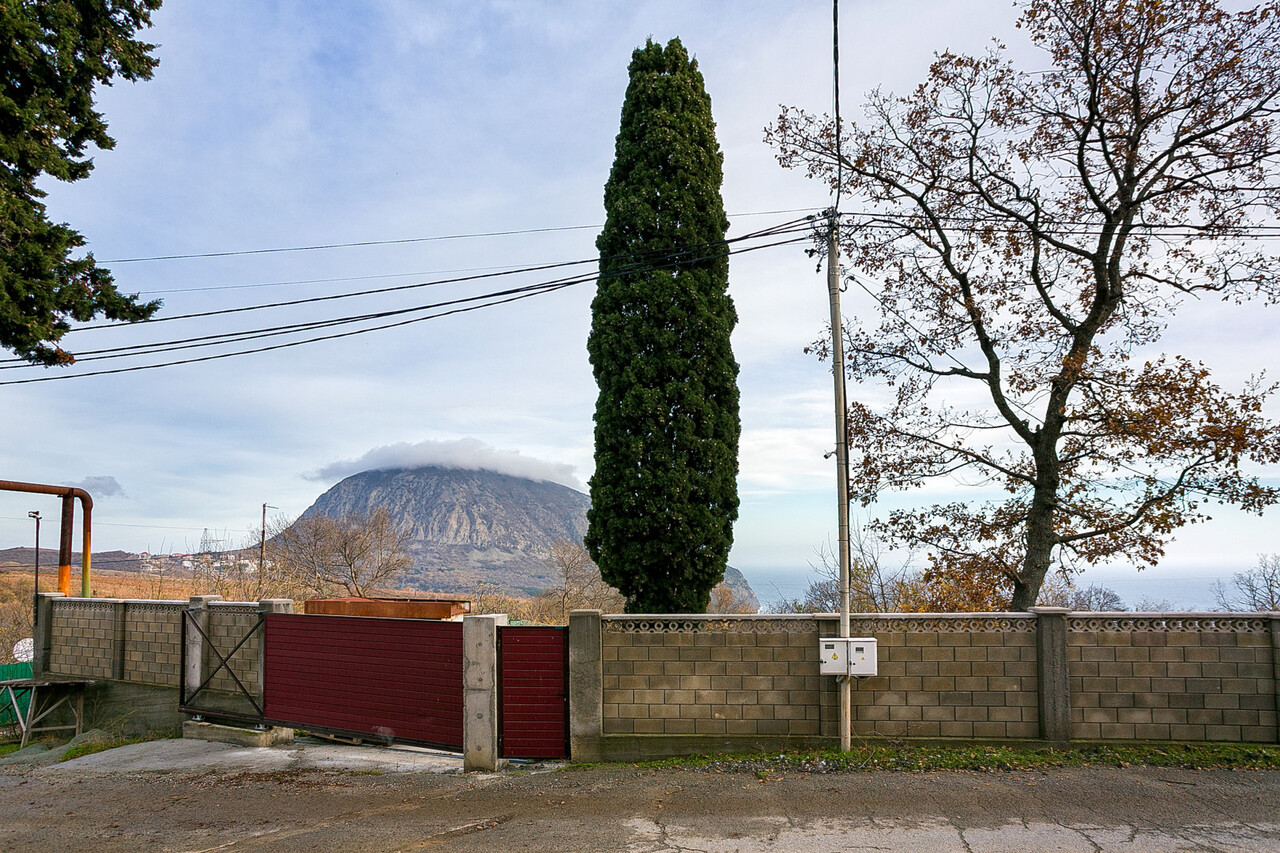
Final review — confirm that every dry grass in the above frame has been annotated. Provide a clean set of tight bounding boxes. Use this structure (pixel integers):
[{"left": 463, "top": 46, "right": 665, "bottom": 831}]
[{"left": 0, "top": 570, "right": 209, "bottom": 663}]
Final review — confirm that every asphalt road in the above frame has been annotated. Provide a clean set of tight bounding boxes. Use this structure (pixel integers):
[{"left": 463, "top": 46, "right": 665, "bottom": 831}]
[{"left": 0, "top": 739, "right": 1277, "bottom": 851}]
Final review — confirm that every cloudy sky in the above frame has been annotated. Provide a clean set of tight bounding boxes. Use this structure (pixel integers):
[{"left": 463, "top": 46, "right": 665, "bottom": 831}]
[{"left": 0, "top": 0, "right": 1275, "bottom": 607}]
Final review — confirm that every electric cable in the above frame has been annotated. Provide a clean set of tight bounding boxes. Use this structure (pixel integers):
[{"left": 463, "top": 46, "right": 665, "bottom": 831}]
[
  {"left": 80, "top": 215, "right": 815, "bottom": 330},
  {"left": 0, "top": 217, "right": 816, "bottom": 370},
  {"left": 0, "top": 232, "right": 810, "bottom": 384},
  {"left": 100, "top": 207, "right": 827, "bottom": 264}
]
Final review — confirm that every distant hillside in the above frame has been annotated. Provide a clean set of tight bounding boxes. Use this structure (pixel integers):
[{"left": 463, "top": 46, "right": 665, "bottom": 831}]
[
  {"left": 0, "top": 548, "right": 142, "bottom": 574},
  {"left": 297, "top": 465, "right": 759, "bottom": 609}
]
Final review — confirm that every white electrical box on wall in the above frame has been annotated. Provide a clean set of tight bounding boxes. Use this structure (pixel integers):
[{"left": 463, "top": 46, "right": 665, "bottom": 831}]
[
  {"left": 819, "top": 638, "right": 849, "bottom": 674},
  {"left": 848, "top": 638, "right": 878, "bottom": 676},
  {"left": 819, "top": 637, "right": 878, "bottom": 676}
]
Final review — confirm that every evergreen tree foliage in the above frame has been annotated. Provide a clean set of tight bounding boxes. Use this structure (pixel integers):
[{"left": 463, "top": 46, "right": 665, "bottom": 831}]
[
  {"left": 1, "top": 0, "right": 163, "bottom": 366},
  {"left": 585, "top": 38, "right": 740, "bottom": 614}
]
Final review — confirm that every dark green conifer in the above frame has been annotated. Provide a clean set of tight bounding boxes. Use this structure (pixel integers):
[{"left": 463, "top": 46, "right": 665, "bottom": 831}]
[
  {"left": 585, "top": 37, "right": 740, "bottom": 614},
  {"left": 1, "top": 0, "right": 164, "bottom": 365}
]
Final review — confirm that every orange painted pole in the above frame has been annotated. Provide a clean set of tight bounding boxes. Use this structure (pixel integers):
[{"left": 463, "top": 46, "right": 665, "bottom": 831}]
[{"left": 58, "top": 494, "right": 74, "bottom": 596}]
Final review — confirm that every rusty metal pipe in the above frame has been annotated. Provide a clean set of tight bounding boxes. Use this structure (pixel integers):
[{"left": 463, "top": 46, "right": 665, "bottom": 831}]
[
  {"left": 59, "top": 494, "right": 74, "bottom": 595},
  {"left": 0, "top": 480, "right": 93, "bottom": 596}
]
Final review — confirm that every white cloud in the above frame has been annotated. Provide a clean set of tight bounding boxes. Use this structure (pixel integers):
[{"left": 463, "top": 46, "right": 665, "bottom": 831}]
[
  {"left": 63, "top": 476, "right": 127, "bottom": 499},
  {"left": 305, "top": 437, "right": 583, "bottom": 490}
]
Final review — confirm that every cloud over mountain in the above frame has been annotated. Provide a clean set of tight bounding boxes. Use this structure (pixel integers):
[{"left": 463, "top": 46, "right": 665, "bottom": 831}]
[{"left": 305, "top": 437, "right": 583, "bottom": 490}]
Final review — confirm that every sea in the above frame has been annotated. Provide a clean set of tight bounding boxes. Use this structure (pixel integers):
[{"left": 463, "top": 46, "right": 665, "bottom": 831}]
[{"left": 739, "top": 567, "right": 1230, "bottom": 613}]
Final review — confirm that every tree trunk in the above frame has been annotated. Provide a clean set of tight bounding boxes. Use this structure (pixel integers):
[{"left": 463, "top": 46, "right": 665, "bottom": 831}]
[{"left": 1013, "top": 454, "right": 1060, "bottom": 610}]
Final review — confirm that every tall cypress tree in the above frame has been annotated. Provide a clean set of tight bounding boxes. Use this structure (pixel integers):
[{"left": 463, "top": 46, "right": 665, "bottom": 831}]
[{"left": 585, "top": 38, "right": 740, "bottom": 614}]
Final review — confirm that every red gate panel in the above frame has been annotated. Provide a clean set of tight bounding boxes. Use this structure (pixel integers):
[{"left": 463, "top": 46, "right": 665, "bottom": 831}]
[
  {"left": 264, "top": 613, "right": 463, "bottom": 749},
  {"left": 499, "top": 626, "right": 568, "bottom": 759}
]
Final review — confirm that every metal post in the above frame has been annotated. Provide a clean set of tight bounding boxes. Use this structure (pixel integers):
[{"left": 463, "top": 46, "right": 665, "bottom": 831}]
[
  {"left": 28, "top": 511, "right": 40, "bottom": 626},
  {"left": 827, "top": 214, "right": 852, "bottom": 752}
]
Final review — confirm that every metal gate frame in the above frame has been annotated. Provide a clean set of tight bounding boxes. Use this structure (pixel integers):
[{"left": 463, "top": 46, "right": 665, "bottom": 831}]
[{"left": 179, "top": 609, "right": 266, "bottom": 725}]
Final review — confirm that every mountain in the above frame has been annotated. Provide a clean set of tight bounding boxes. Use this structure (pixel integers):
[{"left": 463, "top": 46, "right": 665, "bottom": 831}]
[{"left": 298, "top": 465, "right": 758, "bottom": 609}]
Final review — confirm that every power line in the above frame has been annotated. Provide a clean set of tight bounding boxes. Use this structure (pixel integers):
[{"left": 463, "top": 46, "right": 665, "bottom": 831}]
[
  {"left": 0, "top": 218, "right": 814, "bottom": 371},
  {"left": 80, "top": 255, "right": 601, "bottom": 329},
  {"left": 0, "top": 231, "right": 810, "bottom": 384},
  {"left": 102, "top": 223, "right": 601, "bottom": 264},
  {"left": 834, "top": 209, "right": 1280, "bottom": 239},
  {"left": 100, "top": 207, "right": 826, "bottom": 265},
  {"left": 78, "top": 217, "right": 814, "bottom": 332},
  {"left": 140, "top": 263, "right": 539, "bottom": 295},
  {"left": 15, "top": 278, "right": 581, "bottom": 366}
]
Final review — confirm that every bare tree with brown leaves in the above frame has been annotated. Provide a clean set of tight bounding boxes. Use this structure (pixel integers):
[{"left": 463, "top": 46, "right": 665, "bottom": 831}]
[
  {"left": 767, "top": 0, "right": 1280, "bottom": 610},
  {"left": 541, "top": 539, "right": 624, "bottom": 623},
  {"left": 268, "top": 508, "right": 412, "bottom": 598}
]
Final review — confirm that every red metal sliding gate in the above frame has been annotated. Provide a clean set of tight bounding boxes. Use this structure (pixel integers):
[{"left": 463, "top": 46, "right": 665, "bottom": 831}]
[
  {"left": 258, "top": 615, "right": 568, "bottom": 758},
  {"left": 263, "top": 613, "right": 464, "bottom": 749},
  {"left": 499, "top": 625, "right": 569, "bottom": 759}
]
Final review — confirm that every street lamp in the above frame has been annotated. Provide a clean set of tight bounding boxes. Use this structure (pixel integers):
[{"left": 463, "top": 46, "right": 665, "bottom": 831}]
[{"left": 28, "top": 511, "right": 40, "bottom": 626}]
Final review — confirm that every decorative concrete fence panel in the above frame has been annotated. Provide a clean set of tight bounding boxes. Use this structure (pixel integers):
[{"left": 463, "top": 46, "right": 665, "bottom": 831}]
[
  {"left": 47, "top": 598, "right": 119, "bottom": 680},
  {"left": 122, "top": 602, "right": 185, "bottom": 686},
  {"left": 601, "top": 615, "right": 827, "bottom": 739},
  {"left": 34, "top": 593, "right": 290, "bottom": 737},
  {"left": 570, "top": 609, "right": 1279, "bottom": 762},
  {"left": 845, "top": 614, "right": 1039, "bottom": 740},
  {"left": 205, "top": 602, "right": 267, "bottom": 697},
  {"left": 1067, "top": 614, "right": 1278, "bottom": 742}
]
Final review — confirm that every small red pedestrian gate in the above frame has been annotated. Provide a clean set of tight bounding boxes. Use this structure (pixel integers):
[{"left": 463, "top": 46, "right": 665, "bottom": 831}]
[
  {"left": 499, "top": 626, "right": 569, "bottom": 759},
  {"left": 263, "top": 613, "right": 464, "bottom": 749}
]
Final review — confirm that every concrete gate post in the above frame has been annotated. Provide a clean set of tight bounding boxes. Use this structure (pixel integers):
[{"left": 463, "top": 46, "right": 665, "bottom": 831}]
[
  {"left": 1270, "top": 616, "right": 1280, "bottom": 745},
  {"left": 184, "top": 595, "right": 222, "bottom": 707},
  {"left": 568, "top": 609, "right": 603, "bottom": 763},
  {"left": 463, "top": 614, "right": 508, "bottom": 772},
  {"left": 1030, "top": 607, "right": 1072, "bottom": 744},
  {"left": 256, "top": 599, "right": 293, "bottom": 701}
]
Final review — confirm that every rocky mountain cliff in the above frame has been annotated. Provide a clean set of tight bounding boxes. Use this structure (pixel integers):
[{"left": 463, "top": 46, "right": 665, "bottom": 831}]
[{"left": 298, "top": 465, "right": 758, "bottom": 609}]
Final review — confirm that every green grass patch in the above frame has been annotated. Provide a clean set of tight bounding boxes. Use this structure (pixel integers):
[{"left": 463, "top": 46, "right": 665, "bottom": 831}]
[
  {"left": 59, "top": 733, "right": 175, "bottom": 762},
  {"left": 615, "top": 742, "right": 1280, "bottom": 774},
  {"left": 0, "top": 743, "right": 19, "bottom": 758}
]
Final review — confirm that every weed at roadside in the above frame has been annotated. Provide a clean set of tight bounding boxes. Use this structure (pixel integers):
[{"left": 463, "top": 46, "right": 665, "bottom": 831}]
[{"left": 615, "top": 743, "right": 1280, "bottom": 775}]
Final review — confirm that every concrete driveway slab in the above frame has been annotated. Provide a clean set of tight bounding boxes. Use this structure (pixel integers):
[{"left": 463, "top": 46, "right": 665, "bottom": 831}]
[{"left": 40, "top": 737, "right": 463, "bottom": 776}]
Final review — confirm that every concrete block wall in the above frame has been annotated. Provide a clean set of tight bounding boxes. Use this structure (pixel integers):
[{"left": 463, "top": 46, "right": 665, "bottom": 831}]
[
  {"left": 573, "top": 610, "right": 1278, "bottom": 761},
  {"left": 1068, "top": 614, "right": 1279, "bottom": 742},
  {"left": 205, "top": 603, "right": 265, "bottom": 697},
  {"left": 846, "top": 614, "right": 1039, "bottom": 739},
  {"left": 596, "top": 614, "right": 1041, "bottom": 745},
  {"left": 36, "top": 594, "right": 288, "bottom": 737},
  {"left": 44, "top": 598, "right": 257, "bottom": 690},
  {"left": 602, "top": 615, "right": 828, "bottom": 738},
  {"left": 47, "top": 598, "right": 118, "bottom": 679},
  {"left": 122, "top": 602, "right": 184, "bottom": 686}
]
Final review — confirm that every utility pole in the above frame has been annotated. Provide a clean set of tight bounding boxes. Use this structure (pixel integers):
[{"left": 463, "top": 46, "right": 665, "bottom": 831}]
[
  {"left": 827, "top": 213, "right": 853, "bottom": 752},
  {"left": 259, "top": 503, "right": 276, "bottom": 577}
]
